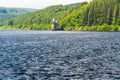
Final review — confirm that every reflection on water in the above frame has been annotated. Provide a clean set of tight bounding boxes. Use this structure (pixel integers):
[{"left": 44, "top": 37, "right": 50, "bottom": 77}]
[{"left": 0, "top": 31, "right": 120, "bottom": 80}]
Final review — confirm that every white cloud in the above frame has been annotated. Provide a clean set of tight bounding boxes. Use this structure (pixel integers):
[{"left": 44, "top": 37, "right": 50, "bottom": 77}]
[{"left": 0, "top": 0, "right": 87, "bottom": 9}]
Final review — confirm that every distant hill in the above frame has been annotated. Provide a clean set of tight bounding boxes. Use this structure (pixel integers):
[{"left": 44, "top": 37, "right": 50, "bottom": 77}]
[{"left": 0, "top": 7, "right": 37, "bottom": 25}]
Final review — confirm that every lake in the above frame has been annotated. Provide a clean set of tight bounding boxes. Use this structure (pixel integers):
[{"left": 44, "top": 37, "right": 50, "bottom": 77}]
[{"left": 0, "top": 31, "right": 120, "bottom": 80}]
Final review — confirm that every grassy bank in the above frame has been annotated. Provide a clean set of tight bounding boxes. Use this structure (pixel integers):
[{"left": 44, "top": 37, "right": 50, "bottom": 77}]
[{"left": 64, "top": 24, "right": 120, "bottom": 32}]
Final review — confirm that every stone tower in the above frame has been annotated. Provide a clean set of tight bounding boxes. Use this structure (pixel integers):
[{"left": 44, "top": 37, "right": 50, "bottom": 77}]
[{"left": 52, "top": 18, "right": 57, "bottom": 31}]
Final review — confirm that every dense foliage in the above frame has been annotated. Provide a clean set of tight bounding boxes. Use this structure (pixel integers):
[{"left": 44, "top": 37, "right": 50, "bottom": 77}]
[
  {"left": 59, "top": 3, "right": 88, "bottom": 30},
  {"left": 1, "top": 0, "right": 120, "bottom": 31},
  {"left": 1, "top": 4, "right": 80, "bottom": 30},
  {"left": 60, "top": 0, "right": 120, "bottom": 31},
  {"left": 83, "top": 0, "right": 120, "bottom": 26}
]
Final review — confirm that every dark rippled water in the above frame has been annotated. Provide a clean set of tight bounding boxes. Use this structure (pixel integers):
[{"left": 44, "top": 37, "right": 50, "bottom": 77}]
[{"left": 0, "top": 31, "right": 120, "bottom": 80}]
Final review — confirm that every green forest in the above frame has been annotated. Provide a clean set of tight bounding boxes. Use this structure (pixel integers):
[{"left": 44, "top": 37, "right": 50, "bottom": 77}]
[
  {"left": 0, "top": 7, "right": 36, "bottom": 26},
  {"left": 1, "top": 0, "right": 120, "bottom": 31}
]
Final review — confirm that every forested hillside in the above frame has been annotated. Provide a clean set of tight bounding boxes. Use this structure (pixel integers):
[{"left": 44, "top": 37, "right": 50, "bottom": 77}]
[
  {"left": 83, "top": 0, "right": 120, "bottom": 31},
  {"left": 1, "top": 0, "right": 120, "bottom": 31},
  {"left": 59, "top": 3, "right": 88, "bottom": 30},
  {"left": 83, "top": 0, "right": 120, "bottom": 25},
  {"left": 60, "top": 0, "right": 120, "bottom": 31},
  {"left": 1, "top": 3, "right": 81, "bottom": 30},
  {"left": 0, "top": 7, "right": 36, "bottom": 26}
]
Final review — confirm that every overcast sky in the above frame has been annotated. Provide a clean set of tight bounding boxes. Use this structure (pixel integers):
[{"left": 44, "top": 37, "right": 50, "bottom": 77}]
[{"left": 0, "top": 0, "right": 87, "bottom": 9}]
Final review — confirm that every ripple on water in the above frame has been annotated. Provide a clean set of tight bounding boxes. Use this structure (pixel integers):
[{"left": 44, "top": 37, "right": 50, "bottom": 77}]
[{"left": 0, "top": 31, "right": 120, "bottom": 79}]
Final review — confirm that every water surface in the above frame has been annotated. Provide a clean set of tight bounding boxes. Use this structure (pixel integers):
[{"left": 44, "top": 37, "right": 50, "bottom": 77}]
[{"left": 0, "top": 31, "right": 120, "bottom": 80}]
